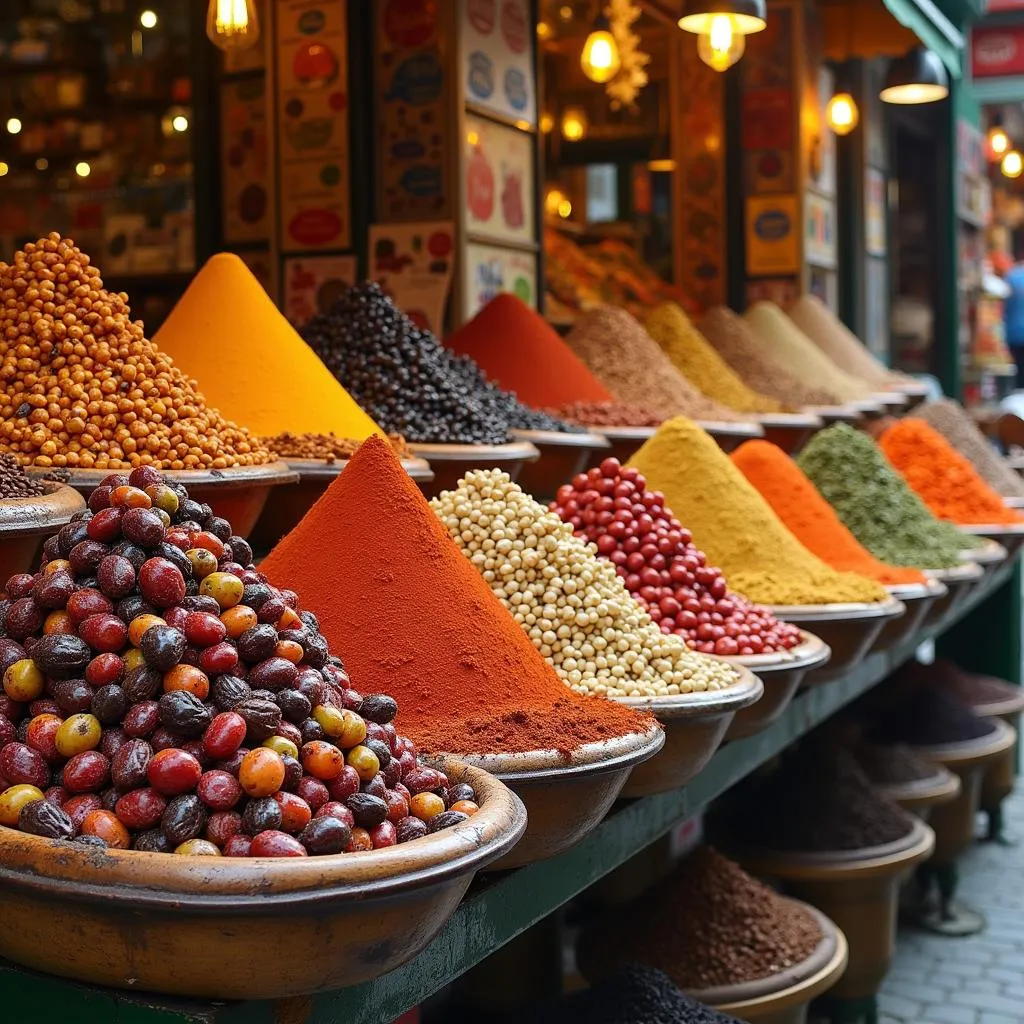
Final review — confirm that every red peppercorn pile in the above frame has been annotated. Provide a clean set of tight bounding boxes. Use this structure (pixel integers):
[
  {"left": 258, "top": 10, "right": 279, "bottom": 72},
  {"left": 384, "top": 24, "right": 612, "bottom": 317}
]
[
  {"left": 550, "top": 459, "right": 802, "bottom": 656},
  {"left": 0, "top": 468, "right": 478, "bottom": 857}
]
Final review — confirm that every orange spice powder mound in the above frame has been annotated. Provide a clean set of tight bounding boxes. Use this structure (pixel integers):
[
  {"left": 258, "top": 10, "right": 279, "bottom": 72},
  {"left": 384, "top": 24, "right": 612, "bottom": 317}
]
[
  {"left": 879, "top": 419, "right": 1023, "bottom": 527},
  {"left": 731, "top": 440, "right": 927, "bottom": 586}
]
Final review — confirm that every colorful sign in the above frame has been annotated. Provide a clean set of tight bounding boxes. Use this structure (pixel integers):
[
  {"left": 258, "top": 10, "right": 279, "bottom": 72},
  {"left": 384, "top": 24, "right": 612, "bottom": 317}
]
[
  {"left": 804, "top": 191, "right": 836, "bottom": 269},
  {"left": 746, "top": 195, "right": 799, "bottom": 276},
  {"left": 275, "top": 0, "right": 350, "bottom": 251},
  {"left": 369, "top": 221, "right": 455, "bottom": 333},
  {"left": 972, "top": 24, "right": 1024, "bottom": 78},
  {"left": 741, "top": 88, "right": 793, "bottom": 151},
  {"left": 865, "top": 167, "right": 886, "bottom": 258},
  {"left": 460, "top": 0, "right": 536, "bottom": 126},
  {"left": 464, "top": 115, "right": 534, "bottom": 245},
  {"left": 283, "top": 254, "right": 357, "bottom": 326},
  {"left": 463, "top": 242, "right": 536, "bottom": 319},
  {"left": 220, "top": 78, "right": 270, "bottom": 244}
]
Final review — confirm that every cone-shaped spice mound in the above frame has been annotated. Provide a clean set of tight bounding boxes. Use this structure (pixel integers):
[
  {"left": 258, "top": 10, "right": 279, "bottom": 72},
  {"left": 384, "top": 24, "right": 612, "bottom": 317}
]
[
  {"left": 743, "top": 302, "right": 874, "bottom": 404},
  {"left": 299, "top": 282, "right": 575, "bottom": 444},
  {"left": 731, "top": 440, "right": 927, "bottom": 587},
  {"left": 796, "top": 424, "right": 971, "bottom": 568},
  {"left": 153, "top": 253, "right": 381, "bottom": 444},
  {"left": 0, "top": 235, "right": 269, "bottom": 470},
  {"left": 431, "top": 468, "right": 741, "bottom": 698},
  {"left": 578, "top": 846, "right": 824, "bottom": 990},
  {"left": 879, "top": 419, "right": 1023, "bottom": 526},
  {"left": 549, "top": 457, "right": 801, "bottom": 655},
  {"left": 646, "top": 303, "right": 785, "bottom": 414},
  {"left": 260, "top": 437, "right": 652, "bottom": 754},
  {"left": 628, "top": 418, "right": 887, "bottom": 606},
  {"left": 698, "top": 307, "right": 840, "bottom": 408},
  {"left": 0, "top": 464, "right": 484, "bottom": 855}
]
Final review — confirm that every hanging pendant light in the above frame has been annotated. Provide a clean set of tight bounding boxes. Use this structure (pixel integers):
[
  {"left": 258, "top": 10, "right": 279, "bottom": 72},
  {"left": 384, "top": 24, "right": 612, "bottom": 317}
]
[
  {"left": 206, "top": 0, "right": 260, "bottom": 53},
  {"left": 1002, "top": 151, "right": 1023, "bottom": 180},
  {"left": 678, "top": 0, "right": 766, "bottom": 36},
  {"left": 826, "top": 92, "right": 859, "bottom": 136},
  {"left": 988, "top": 120, "right": 1010, "bottom": 161},
  {"left": 581, "top": 13, "right": 621, "bottom": 83},
  {"left": 697, "top": 19, "right": 745, "bottom": 71},
  {"left": 561, "top": 107, "right": 589, "bottom": 142},
  {"left": 880, "top": 48, "right": 948, "bottom": 105}
]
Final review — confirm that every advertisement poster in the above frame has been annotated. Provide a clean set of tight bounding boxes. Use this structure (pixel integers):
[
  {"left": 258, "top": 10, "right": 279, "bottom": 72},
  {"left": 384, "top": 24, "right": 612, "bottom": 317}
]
[
  {"left": 283, "top": 254, "right": 357, "bottom": 326},
  {"left": 745, "top": 148, "right": 794, "bottom": 195},
  {"left": 369, "top": 221, "right": 455, "bottom": 333},
  {"left": 220, "top": 78, "right": 270, "bottom": 244},
  {"left": 804, "top": 191, "right": 836, "bottom": 269},
  {"left": 741, "top": 88, "right": 793, "bottom": 151},
  {"left": 375, "top": 0, "right": 450, "bottom": 221},
  {"left": 275, "top": 0, "right": 351, "bottom": 252},
  {"left": 464, "top": 115, "right": 534, "bottom": 245},
  {"left": 746, "top": 195, "right": 799, "bottom": 276},
  {"left": 865, "top": 167, "right": 886, "bottom": 257},
  {"left": 463, "top": 242, "right": 536, "bottom": 318},
  {"left": 460, "top": 0, "right": 536, "bottom": 126}
]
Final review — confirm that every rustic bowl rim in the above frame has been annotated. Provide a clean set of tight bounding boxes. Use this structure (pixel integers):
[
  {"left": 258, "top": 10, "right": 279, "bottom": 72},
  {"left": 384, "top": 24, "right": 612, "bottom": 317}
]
[
  {"left": 26, "top": 461, "right": 299, "bottom": 489},
  {"left": 407, "top": 441, "right": 541, "bottom": 463},
  {"left": 884, "top": 579, "right": 947, "bottom": 600},
  {"left": 870, "top": 391, "right": 909, "bottom": 408},
  {"left": 0, "top": 757, "right": 526, "bottom": 907},
  {"left": 966, "top": 690, "right": 1024, "bottom": 718},
  {"left": 906, "top": 717, "right": 1017, "bottom": 766},
  {"left": 717, "top": 630, "right": 831, "bottom": 674},
  {"left": 925, "top": 561, "right": 984, "bottom": 584},
  {"left": 755, "top": 412, "right": 824, "bottom": 428},
  {"left": 765, "top": 595, "right": 905, "bottom": 621},
  {"left": 803, "top": 404, "right": 861, "bottom": 419},
  {"left": 509, "top": 427, "right": 611, "bottom": 449},
  {"left": 875, "top": 766, "right": 961, "bottom": 806},
  {"left": 613, "top": 664, "right": 763, "bottom": 720},
  {"left": 694, "top": 420, "right": 764, "bottom": 438},
  {"left": 0, "top": 481, "right": 85, "bottom": 536}
]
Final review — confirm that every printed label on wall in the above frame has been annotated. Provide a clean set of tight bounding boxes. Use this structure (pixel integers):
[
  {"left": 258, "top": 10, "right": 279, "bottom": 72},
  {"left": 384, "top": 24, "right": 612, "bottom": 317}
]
[
  {"left": 460, "top": 0, "right": 536, "bottom": 126},
  {"left": 283, "top": 254, "right": 357, "bottom": 326},
  {"left": 275, "top": 0, "right": 350, "bottom": 251},
  {"left": 463, "top": 242, "right": 536, "bottom": 318},
  {"left": 220, "top": 78, "right": 270, "bottom": 244},
  {"left": 369, "top": 221, "right": 454, "bottom": 333},
  {"left": 804, "top": 191, "right": 836, "bottom": 269},
  {"left": 865, "top": 167, "right": 886, "bottom": 257},
  {"left": 746, "top": 195, "right": 799, "bottom": 276},
  {"left": 464, "top": 114, "right": 534, "bottom": 245}
]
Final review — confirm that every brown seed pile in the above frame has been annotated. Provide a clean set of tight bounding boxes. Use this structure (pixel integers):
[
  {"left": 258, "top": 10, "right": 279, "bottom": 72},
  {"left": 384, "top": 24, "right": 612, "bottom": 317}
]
[
  {"left": 935, "top": 662, "right": 1021, "bottom": 707},
  {"left": 262, "top": 431, "right": 411, "bottom": 462},
  {"left": 0, "top": 453, "right": 47, "bottom": 498},
  {"left": 543, "top": 399, "right": 665, "bottom": 428},
  {"left": 564, "top": 307, "right": 747, "bottom": 422},
  {"left": 854, "top": 741, "right": 942, "bottom": 785},
  {"left": 697, "top": 307, "right": 842, "bottom": 408},
  {"left": 577, "top": 846, "right": 823, "bottom": 990},
  {"left": 0, "top": 234, "right": 271, "bottom": 470}
]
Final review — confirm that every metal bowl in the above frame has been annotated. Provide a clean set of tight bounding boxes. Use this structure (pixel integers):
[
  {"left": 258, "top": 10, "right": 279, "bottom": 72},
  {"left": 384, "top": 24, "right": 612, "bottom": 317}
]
[
  {"left": 923, "top": 562, "right": 984, "bottom": 628},
  {"left": 695, "top": 419, "right": 764, "bottom": 454},
  {"left": 724, "top": 632, "right": 831, "bottom": 740},
  {"left": 584, "top": 425, "right": 656, "bottom": 465},
  {"left": 879, "top": 579, "right": 946, "bottom": 650},
  {"left": 407, "top": 441, "right": 540, "bottom": 498},
  {"left": 29, "top": 463, "right": 299, "bottom": 538},
  {"left": 509, "top": 428, "right": 609, "bottom": 502},
  {"left": 870, "top": 391, "right": 909, "bottom": 411},
  {"left": 960, "top": 536, "right": 1008, "bottom": 588},
  {"left": 613, "top": 668, "right": 764, "bottom": 797},
  {"left": 756, "top": 413, "right": 824, "bottom": 455},
  {"left": 1003, "top": 496, "right": 1024, "bottom": 511},
  {"left": 891, "top": 382, "right": 930, "bottom": 409},
  {"left": 0, "top": 757, "right": 526, "bottom": 1000},
  {"left": 963, "top": 521, "right": 1024, "bottom": 560},
  {"left": 0, "top": 482, "right": 85, "bottom": 580},
  {"left": 458, "top": 724, "right": 664, "bottom": 870}
]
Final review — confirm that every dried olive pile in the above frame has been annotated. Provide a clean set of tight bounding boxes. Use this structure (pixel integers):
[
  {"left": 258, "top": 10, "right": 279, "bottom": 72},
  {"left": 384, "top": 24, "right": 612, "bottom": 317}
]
[
  {"left": 300, "top": 282, "right": 577, "bottom": 444},
  {"left": 0, "top": 454, "right": 47, "bottom": 500},
  {"left": 0, "top": 468, "right": 478, "bottom": 856}
]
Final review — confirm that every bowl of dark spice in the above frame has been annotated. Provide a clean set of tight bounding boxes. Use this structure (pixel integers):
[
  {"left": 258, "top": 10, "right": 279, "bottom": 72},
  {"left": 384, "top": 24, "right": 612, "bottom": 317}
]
[
  {"left": 577, "top": 847, "right": 848, "bottom": 1024},
  {"left": 718, "top": 745, "right": 932, "bottom": 1003},
  {"left": 854, "top": 741, "right": 961, "bottom": 821}
]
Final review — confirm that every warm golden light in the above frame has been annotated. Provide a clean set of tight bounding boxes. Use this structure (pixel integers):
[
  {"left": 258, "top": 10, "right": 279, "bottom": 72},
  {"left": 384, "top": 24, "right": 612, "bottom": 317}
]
[
  {"left": 140, "top": 9, "right": 158, "bottom": 28},
  {"left": 696, "top": 16, "right": 745, "bottom": 71},
  {"left": 678, "top": 11, "right": 765, "bottom": 35},
  {"left": 557, "top": 198, "right": 572, "bottom": 219},
  {"left": 826, "top": 93, "right": 859, "bottom": 135},
  {"left": 172, "top": 115, "right": 189, "bottom": 133},
  {"left": 206, "top": 0, "right": 260, "bottom": 52},
  {"left": 581, "top": 28, "right": 620, "bottom": 83},
  {"left": 34, "top": 158, "right": 48, "bottom": 170},
  {"left": 989, "top": 127, "right": 1010, "bottom": 158},
  {"left": 467, "top": 130, "right": 480, "bottom": 147},
  {"left": 75, "top": 161, "right": 91, "bottom": 178},
  {"left": 561, "top": 107, "right": 588, "bottom": 142},
  {"left": 0, "top": 163, "right": 8, "bottom": 178},
  {"left": 540, "top": 113, "right": 554, "bottom": 133},
  {"left": 1003, "top": 151, "right": 1023, "bottom": 179},
  {"left": 6, "top": 118, "right": 22, "bottom": 135}
]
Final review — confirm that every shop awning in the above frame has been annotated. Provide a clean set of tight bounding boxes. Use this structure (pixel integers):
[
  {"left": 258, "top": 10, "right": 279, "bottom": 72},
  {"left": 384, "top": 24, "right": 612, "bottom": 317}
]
[{"left": 881, "top": 0, "right": 964, "bottom": 75}]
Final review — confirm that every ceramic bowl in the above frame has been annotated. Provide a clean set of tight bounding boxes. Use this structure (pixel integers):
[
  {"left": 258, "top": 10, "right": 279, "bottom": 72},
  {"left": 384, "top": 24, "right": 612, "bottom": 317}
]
[
  {"left": 407, "top": 441, "right": 540, "bottom": 498},
  {"left": 962, "top": 521, "right": 1024, "bottom": 560},
  {"left": 756, "top": 413, "right": 824, "bottom": 455},
  {"left": 583, "top": 425, "right": 656, "bottom": 465},
  {"left": 695, "top": 419, "right": 763, "bottom": 454},
  {"left": 0, "top": 482, "right": 85, "bottom": 580},
  {"left": 804, "top": 405, "right": 862, "bottom": 425},
  {"left": 509, "top": 428, "right": 609, "bottom": 502},
  {"left": 875, "top": 767, "right": 961, "bottom": 821},
  {"left": 959, "top": 537, "right": 1008, "bottom": 587}
]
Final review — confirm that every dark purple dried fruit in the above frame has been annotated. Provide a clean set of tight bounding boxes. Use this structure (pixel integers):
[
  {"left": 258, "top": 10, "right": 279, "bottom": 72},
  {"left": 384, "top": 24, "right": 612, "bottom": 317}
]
[
  {"left": 428, "top": 810, "right": 469, "bottom": 834},
  {"left": 123, "top": 665, "right": 162, "bottom": 703},
  {"left": 97, "top": 555, "right": 136, "bottom": 599},
  {"left": 346, "top": 792, "right": 387, "bottom": 828},
  {"left": 111, "top": 738, "right": 153, "bottom": 791},
  {"left": 121, "top": 508, "right": 166, "bottom": 548},
  {"left": 396, "top": 816, "right": 428, "bottom": 844},
  {"left": 32, "top": 633, "right": 91, "bottom": 679},
  {"left": 53, "top": 679, "right": 96, "bottom": 716},
  {"left": 19, "top": 799, "right": 74, "bottom": 839},
  {"left": 161, "top": 793, "right": 207, "bottom": 845},
  {"left": 360, "top": 694, "right": 398, "bottom": 725},
  {"left": 276, "top": 688, "right": 311, "bottom": 724},
  {"left": 242, "top": 796, "right": 282, "bottom": 836},
  {"left": 235, "top": 696, "right": 282, "bottom": 742},
  {"left": 157, "top": 691, "right": 212, "bottom": 737},
  {"left": 32, "top": 571, "right": 74, "bottom": 610},
  {"left": 211, "top": 675, "right": 252, "bottom": 711},
  {"left": 91, "top": 684, "right": 127, "bottom": 724},
  {"left": 140, "top": 624, "right": 186, "bottom": 672},
  {"left": 134, "top": 829, "right": 173, "bottom": 853},
  {"left": 299, "top": 816, "right": 350, "bottom": 855},
  {"left": 236, "top": 625, "right": 278, "bottom": 664},
  {"left": 248, "top": 657, "right": 297, "bottom": 692}
]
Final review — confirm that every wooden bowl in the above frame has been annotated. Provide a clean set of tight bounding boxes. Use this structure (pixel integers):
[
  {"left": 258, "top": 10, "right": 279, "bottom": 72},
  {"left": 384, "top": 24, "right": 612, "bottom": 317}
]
[
  {"left": 690, "top": 905, "right": 849, "bottom": 1024},
  {"left": 961, "top": 521, "right": 1024, "bottom": 559},
  {"left": 875, "top": 767, "right": 961, "bottom": 822},
  {"left": 613, "top": 669, "right": 764, "bottom": 797},
  {"left": 764, "top": 598, "right": 905, "bottom": 687},
  {"left": 756, "top": 413, "right": 824, "bottom": 455},
  {"left": 0, "top": 482, "right": 85, "bottom": 580},
  {"left": 724, "top": 632, "right": 832, "bottom": 740},
  {"left": 971, "top": 698, "right": 1024, "bottom": 815},
  {"left": 0, "top": 757, "right": 526, "bottom": 1000},
  {"left": 31, "top": 463, "right": 299, "bottom": 539},
  {"left": 407, "top": 441, "right": 540, "bottom": 498},
  {"left": 247, "top": 456, "right": 434, "bottom": 550},
  {"left": 584, "top": 425, "right": 656, "bottom": 465},
  {"left": 695, "top": 419, "right": 764, "bottom": 454},
  {"left": 923, "top": 562, "right": 984, "bottom": 627},
  {"left": 879, "top": 579, "right": 946, "bottom": 650},
  {"left": 509, "top": 428, "right": 609, "bottom": 502},
  {"left": 458, "top": 724, "right": 664, "bottom": 870},
  {"left": 737, "top": 818, "right": 934, "bottom": 1002}
]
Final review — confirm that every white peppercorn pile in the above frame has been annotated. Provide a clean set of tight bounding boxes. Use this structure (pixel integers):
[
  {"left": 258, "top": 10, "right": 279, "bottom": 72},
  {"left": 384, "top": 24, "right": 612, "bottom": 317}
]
[
  {"left": 430, "top": 469, "right": 740, "bottom": 698},
  {"left": 0, "top": 454, "right": 47, "bottom": 498}
]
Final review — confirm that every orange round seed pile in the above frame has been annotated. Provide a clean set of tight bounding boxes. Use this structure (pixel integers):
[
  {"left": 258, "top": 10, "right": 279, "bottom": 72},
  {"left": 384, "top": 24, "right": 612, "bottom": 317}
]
[{"left": 0, "top": 234, "right": 270, "bottom": 471}]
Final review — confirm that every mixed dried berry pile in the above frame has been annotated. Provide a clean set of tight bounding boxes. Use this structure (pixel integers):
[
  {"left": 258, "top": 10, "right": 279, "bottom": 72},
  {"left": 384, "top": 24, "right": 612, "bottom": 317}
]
[{"left": 0, "top": 468, "right": 478, "bottom": 856}]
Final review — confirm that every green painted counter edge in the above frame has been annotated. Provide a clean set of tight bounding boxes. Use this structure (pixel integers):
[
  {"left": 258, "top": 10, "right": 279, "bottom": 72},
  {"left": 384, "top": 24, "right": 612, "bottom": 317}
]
[{"left": 1, "top": 555, "right": 1019, "bottom": 1024}]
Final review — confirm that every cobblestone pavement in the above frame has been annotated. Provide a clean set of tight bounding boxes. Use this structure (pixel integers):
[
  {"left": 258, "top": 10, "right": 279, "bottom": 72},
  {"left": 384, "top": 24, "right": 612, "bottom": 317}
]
[{"left": 880, "top": 786, "right": 1024, "bottom": 1024}]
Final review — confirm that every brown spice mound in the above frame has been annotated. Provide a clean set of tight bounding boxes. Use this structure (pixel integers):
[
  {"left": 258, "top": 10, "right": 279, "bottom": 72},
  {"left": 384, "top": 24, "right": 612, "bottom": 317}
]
[
  {"left": 262, "top": 431, "right": 411, "bottom": 462},
  {"left": 0, "top": 234, "right": 270, "bottom": 470},
  {"left": 0, "top": 453, "right": 47, "bottom": 498},
  {"left": 578, "top": 847, "right": 823, "bottom": 990},
  {"left": 543, "top": 400, "right": 665, "bottom": 428},
  {"left": 855, "top": 742, "right": 942, "bottom": 785}
]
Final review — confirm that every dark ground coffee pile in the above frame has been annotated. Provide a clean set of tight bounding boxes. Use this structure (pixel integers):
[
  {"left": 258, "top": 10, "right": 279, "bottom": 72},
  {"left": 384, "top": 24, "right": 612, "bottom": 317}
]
[
  {"left": 855, "top": 742, "right": 942, "bottom": 785},
  {"left": 509, "top": 966, "right": 743, "bottom": 1024},
  {"left": 577, "top": 847, "right": 822, "bottom": 990},
  {"left": 721, "top": 745, "right": 914, "bottom": 851},
  {"left": 0, "top": 453, "right": 46, "bottom": 499},
  {"left": 873, "top": 685, "right": 996, "bottom": 746},
  {"left": 929, "top": 659, "right": 1020, "bottom": 708}
]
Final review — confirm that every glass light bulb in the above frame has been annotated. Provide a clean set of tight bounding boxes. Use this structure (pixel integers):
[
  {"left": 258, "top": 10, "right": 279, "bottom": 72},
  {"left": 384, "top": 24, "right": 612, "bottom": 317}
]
[
  {"left": 206, "top": 0, "right": 260, "bottom": 53},
  {"left": 75, "top": 161, "right": 91, "bottom": 178},
  {"left": 140, "top": 10, "right": 158, "bottom": 29},
  {"left": 826, "top": 93, "right": 859, "bottom": 136},
  {"left": 581, "top": 29, "right": 620, "bottom": 83},
  {"left": 697, "top": 18, "right": 745, "bottom": 72},
  {"left": 6, "top": 118, "right": 22, "bottom": 135},
  {"left": 561, "top": 107, "right": 588, "bottom": 142},
  {"left": 1003, "top": 151, "right": 1023, "bottom": 179},
  {"left": 989, "top": 128, "right": 1010, "bottom": 158}
]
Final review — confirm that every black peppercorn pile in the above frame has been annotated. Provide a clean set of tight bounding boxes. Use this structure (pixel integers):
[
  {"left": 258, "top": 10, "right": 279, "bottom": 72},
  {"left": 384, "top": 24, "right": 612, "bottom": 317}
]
[
  {"left": 854, "top": 742, "right": 942, "bottom": 785},
  {"left": 872, "top": 685, "right": 996, "bottom": 746},
  {"left": 300, "top": 282, "right": 578, "bottom": 444},
  {"left": 719, "top": 744, "right": 914, "bottom": 852},
  {"left": 577, "top": 847, "right": 823, "bottom": 991},
  {"left": 0, "top": 454, "right": 47, "bottom": 499}
]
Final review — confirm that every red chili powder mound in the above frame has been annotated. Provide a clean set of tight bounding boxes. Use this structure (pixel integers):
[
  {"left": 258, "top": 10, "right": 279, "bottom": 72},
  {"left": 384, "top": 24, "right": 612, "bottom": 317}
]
[
  {"left": 259, "top": 436, "right": 653, "bottom": 756},
  {"left": 444, "top": 293, "right": 614, "bottom": 408}
]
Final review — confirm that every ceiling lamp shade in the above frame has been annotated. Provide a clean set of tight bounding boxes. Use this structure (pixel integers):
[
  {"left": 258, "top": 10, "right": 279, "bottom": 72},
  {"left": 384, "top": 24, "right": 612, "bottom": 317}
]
[
  {"left": 879, "top": 48, "right": 949, "bottom": 105},
  {"left": 678, "top": 0, "right": 766, "bottom": 35}
]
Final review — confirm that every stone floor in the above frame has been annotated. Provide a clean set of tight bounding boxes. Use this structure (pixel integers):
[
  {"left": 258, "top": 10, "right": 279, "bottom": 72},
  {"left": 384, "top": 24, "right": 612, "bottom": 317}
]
[{"left": 880, "top": 787, "right": 1024, "bottom": 1024}]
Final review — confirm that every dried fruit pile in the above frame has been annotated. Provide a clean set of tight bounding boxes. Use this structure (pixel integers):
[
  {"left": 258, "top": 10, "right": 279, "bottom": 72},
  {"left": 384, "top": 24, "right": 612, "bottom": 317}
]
[
  {"left": 0, "top": 467, "right": 478, "bottom": 856},
  {"left": 0, "top": 454, "right": 47, "bottom": 499},
  {"left": 550, "top": 459, "right": 801, "bottom": 656}
]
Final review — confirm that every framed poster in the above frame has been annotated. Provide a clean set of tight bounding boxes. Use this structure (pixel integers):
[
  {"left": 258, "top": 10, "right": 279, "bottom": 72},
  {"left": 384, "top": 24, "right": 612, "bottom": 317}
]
[
  {"left": 865, "top": 167, "right": 886, "bottom": 257},
  {"left": 460, "top": 0, "right": 536, "bottom": 125},
  {"left": 746, "top": 195, "right": 799, "bottom": 276},
  {"left": 283, "top": 254, "right": 357, "bottom": 326},
  {"left": 220, "top": 78, "right": 270, "bottom": 244},
  {"left": 369, "top": 221, "right": 455, "bottom": 333},
  {"left": 463, "top": 242, "right": 537, "bottom": 318},
  {"left": 804, "top": 191, "right": 836, "bottom": 269},
  {"left": 464, "top": 115, "right": 534, "bottom": 245}
]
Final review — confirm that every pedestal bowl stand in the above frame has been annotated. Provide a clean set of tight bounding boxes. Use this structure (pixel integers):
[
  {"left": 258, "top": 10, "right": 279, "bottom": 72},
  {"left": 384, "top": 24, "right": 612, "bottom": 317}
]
[
  {"left": 922, "top": 562, "right": 984, "bottom": 629},
  {"left": 585, "top": 426, "right": 656, "bottom": 466},
  {"left": 756, "top": 413, "right": 824, "bottom": 455},
  {"left": 878, "top": 580, "right": 946, "bottom": 650}
]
